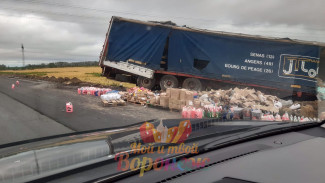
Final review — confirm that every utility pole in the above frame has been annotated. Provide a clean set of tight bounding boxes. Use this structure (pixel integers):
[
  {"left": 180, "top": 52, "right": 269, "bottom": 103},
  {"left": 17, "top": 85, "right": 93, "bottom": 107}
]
[{"left": 21, "top": 44, "right": 25, "bottom": 67}]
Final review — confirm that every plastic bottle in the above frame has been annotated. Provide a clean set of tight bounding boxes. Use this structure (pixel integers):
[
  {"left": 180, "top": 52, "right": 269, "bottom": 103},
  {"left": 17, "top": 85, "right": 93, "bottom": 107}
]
[
  {"left": 182, "top": 107, "right": 188, "bottom": 118},
  {"left": 190, "top": 108, "right": 196, "bottom": 118},
  {"left": 195, "top": 108, "right": 203, "bottom": 119},
  {"left": 227, "top": 109, "right": 233, "bottom": 120},
  {"left": 222, "top": 108, "right": 228, "bottom": 120},
  {"left": 251, "top": 109, "right": 262, "bottom": 120},
  {"left": 233, "top": 107, "right": 243, "bottom": 120},
  {"left": 100, "top": 93, "right": 121, "bottom": 102},
  {"left": 186, "top": 107, "right": 192, "bottom": 118},
  {"left": 82, "top": 87, "right": 87, "bottom": 95},
  {"left": 66, "top": 102, "right": 73, "bottom": 113},
  {"left": 293, "top": 116, "right": 298, "bottom": 122}
]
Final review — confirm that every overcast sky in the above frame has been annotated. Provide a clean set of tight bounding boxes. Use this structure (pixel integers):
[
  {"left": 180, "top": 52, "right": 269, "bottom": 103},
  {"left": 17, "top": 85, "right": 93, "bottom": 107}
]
[{"left": 0, "top": 0, "right": 324, "bottom": 66}]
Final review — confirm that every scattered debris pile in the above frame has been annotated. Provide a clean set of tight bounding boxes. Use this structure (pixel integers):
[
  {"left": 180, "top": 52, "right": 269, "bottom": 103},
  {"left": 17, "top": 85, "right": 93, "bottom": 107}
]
[
  {"left": 182, "top": 88, "right": 319, "bottom": 121},
  {"left": 116, "top": 87, "right": 319, "bottom": 121},
  {"left": 197, "top": 88, "right": 281, "bottom": 113},
  {"left": 100, "top": 91, "right": 126, "bottom": 107},
  {"left": 42, "top": 76, "right": 82, "bottom": 85},
  {"left": 167, "top": 87, "right": 319, "bottom": 122},
  {"left": 124, "top": 87, "right": 153, "bottom": 105},
  {"left": 77, "top": 86, "right": 320, "bottom": 121}
]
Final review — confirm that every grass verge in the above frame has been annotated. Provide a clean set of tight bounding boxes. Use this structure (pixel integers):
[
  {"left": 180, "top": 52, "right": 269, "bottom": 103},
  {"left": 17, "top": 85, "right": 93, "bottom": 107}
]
[{"left": 0, "top": 66, "right": 136, "bottom": 88}]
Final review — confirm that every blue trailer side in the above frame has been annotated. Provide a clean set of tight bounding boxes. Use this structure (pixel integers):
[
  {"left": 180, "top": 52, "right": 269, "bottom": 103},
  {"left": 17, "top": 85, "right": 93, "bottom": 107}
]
[
  {"left": 99, "top": 16, "right": 324, "bottom": 94},
  {"left": 167, "top": 29, "right": 320, "bottom": 93}
]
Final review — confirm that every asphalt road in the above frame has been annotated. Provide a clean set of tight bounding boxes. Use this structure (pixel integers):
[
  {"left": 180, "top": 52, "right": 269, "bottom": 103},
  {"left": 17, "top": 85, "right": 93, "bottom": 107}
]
[
  {"left": 0, "top": 92, "right": 73, "bottom": 144},
  {"left": 0, "top": 76, "right": 179, "bottom": 144}
]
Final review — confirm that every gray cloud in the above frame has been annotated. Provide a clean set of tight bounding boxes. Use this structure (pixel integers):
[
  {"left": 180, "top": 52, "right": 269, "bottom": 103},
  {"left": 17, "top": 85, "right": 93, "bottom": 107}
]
[{"left": 0, "top": 0, "right": 324, "bottom": 66}]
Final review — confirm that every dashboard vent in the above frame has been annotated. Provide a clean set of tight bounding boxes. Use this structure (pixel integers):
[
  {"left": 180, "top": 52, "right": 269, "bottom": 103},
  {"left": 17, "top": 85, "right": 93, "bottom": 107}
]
[{"left": 156, "top": 150, "right": 259, "bottom": 183}]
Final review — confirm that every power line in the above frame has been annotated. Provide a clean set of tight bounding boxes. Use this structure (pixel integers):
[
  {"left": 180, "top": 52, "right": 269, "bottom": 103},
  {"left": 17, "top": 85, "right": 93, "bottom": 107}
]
[
  {"left": 0, "top": 5, "right": 110, "bottom": 20},
  {"left": 1, "top": 11, "right": 325, "bottom": 39},
  {"left": 24, "top": 51, "right": 99, "bottom": 58},
  {"left": 16, "top": 0, "right": 325, "bottom": 31},
  {"left": 3, "top": 0, "right": 325, "bottom": 32},
  {"left": 9, "top": 0, "right": 217, "bottom": 22},
  {"left": 0, "top": 1, "right": 324, "bottom": 43},
  {"left": 2, "top": 58, "right": 98, "bottom": 62},
  {"left": 0, "top": 12, "right": 108, "bottom": 25}
]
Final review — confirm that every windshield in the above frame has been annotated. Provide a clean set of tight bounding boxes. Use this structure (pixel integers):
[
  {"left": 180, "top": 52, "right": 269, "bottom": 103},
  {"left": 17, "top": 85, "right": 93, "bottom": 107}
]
[{"left": 0, "top": 0, "right": 324, "bottom": 182}]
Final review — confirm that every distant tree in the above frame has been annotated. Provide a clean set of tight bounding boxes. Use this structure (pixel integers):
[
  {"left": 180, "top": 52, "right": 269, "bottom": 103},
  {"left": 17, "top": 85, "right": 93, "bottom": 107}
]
[
  {"left": 56, "top": 62, "right": 65, "bottom": 67},
  {"left": 0, "top": 64, "right": 6, "bottom": 70},
  {"left": 48, "top": 63, "right": 56, "bottom": 68},
  {"left": 5, "top": 61, "right": 98, "bottom": 70},
  {"left": 25, "top": 64, "right": 33, "bottom": 70}
]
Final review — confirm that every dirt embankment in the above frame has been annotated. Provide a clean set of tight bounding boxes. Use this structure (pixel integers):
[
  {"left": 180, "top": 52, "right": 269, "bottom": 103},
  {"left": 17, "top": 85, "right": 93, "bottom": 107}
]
[{"left": 6, "top": 74, "right": 128, "bottom": 91}]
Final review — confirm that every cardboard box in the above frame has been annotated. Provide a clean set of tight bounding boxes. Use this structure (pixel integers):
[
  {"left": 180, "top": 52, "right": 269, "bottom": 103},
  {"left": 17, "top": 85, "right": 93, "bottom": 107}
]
[
  {"left": 169, "top": 98, "right": 176, "bottom": 104},
  {"left": 129, "top": 96, "right": 135, "bottom": 102},
  {"left": 156, "top": 96, "right": 160, "bottom": 105},
  {"left": 169, "top": 98, "right": 181, "bottom": 105},
  {"left": 160, "top": 96, "right": 169, "bottom": 107},
  {"left": 180, "top": 89, "right": 187, "bottom": 100},
  {"left": 170, "top": 88, "right": 180, "bottom": 100},
  {"left": 246, "top": 93, "right": 259, "bottom": 101},
  {"left": 169, "top": 101, "right": 174, "bottom": 109},
  {"left": 150, "top": 97, "right": 156, "bottom": 105},
  {"left": 185, "top": 91, "right": 194, "bottom": 101},
  {"left": 186, "top": 100, "right": 193, "bottom": 106},
  {"left": 169, "top": 103, "right": 181, "bottom": 110},
  {"left": 166, "top": 88, "right": 171, "bottom": 98},
  {"left": 180, "top": 100, "right": 186, "bottom": 106}
]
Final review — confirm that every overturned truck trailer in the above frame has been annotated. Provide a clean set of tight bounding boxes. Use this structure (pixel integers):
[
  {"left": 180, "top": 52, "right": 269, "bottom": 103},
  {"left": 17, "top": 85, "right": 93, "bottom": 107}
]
[{"left": 99, "top": 16, "right": 325, "bottom": 95}]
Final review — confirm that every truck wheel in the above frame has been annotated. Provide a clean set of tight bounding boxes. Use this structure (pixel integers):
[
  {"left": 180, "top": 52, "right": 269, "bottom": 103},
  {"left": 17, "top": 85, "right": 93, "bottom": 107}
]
[
  {"left": 160, "top": 75, "right": 179, "bottom": 90},
  {"left": 182, "top": 78, "right": 202, "bottom": 91},
  {"left": 137, "top": 76, "right": 156, "bottom": 89}
]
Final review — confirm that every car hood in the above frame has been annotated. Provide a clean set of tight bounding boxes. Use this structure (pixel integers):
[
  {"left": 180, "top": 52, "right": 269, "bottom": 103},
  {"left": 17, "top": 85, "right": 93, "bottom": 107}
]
[{"left": 0, "top": 119, "right": 299, "bottom": 183}]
